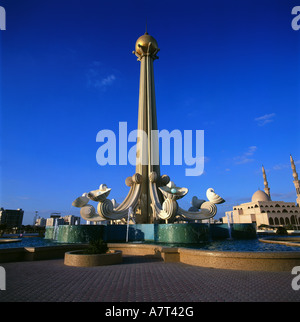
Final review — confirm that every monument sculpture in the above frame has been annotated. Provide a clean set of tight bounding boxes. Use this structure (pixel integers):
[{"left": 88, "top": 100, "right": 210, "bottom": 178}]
[{"left": 72, "top": 32, "right": 225, "bottom": 224}]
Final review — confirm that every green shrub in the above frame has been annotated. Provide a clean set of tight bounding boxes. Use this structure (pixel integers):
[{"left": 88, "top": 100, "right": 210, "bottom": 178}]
[
  {"left": 276, "top": 226, "right": 288, "bottom": 235},
  {"left": 85, "top": 239, "right": 108, "bottom": 254}
]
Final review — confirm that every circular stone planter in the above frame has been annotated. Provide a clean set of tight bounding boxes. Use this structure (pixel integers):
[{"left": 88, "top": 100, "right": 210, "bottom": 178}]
[{"left": 64, "top": 250, "right": 122, "bottom": 267}]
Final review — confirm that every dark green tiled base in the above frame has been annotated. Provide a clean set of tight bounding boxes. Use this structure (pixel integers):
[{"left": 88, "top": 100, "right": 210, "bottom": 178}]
[{"left": 45, "top": 223, "right": 256, "bottom": 244}]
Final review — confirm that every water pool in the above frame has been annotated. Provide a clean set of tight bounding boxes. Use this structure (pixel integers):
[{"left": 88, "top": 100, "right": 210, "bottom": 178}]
[
  {"left": 134, "top": 236, "right": 300, "bottom": 252},
  {"left": 0, "top": 236, "right": 300, "bottom": 252},
  {"left": 0, "top": 237, "right": 63, "bottom": 249},
  {"left": 185, "top": 238, "right": 300, "bottom": 252}
]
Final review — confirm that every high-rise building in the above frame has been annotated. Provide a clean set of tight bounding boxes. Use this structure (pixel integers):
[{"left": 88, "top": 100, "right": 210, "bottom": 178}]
[
  {"left": 46, "top": 217, "right": 64, "bottom": 227},
  {"left": 62, "top": 215, "right": 80, "bottom": 225},
  {"left": 43, "top": 214, "right": 81, "bottom": 226},
  {"left": 35, "top": 217, "right": 47, "bottom": 227},
  {"left": 0, "top": 208, "right": 24, "bottom": 228}
]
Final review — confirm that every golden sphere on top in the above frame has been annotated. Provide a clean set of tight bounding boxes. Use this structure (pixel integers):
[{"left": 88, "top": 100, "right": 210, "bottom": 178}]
[{"left": 135, "top": 32, "right": 158, "bottom": 55}]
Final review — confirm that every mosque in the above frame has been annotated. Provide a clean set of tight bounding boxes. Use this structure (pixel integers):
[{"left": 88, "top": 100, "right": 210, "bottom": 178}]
[{"left": 222, "top": 155, "right": 300, "bottom": 228}]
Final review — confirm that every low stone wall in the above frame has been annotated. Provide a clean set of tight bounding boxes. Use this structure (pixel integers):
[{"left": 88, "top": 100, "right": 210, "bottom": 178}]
[
  {"left": 107, "top": 243, "right": 180, "bottom": 263},
  {"left": 177, "top": 248, "right": 300, "bottom": 271},
  {"left": 24, "top": 244, "right": 89, "bottom": 261},
  {"left": 108, "top": 243, "right": 164, "bottom": 258},
  {"left": 0, "top": 248, "right": 27, "bottom": 263},
  {"left": 108, "top": 243, "right": 300, "bottom": 271},
  {"left": 1, "top": 242, "right": 299, "bottom": 271},
  {"left": 0, "top": 244, "right": 88, "bottom": 263}
]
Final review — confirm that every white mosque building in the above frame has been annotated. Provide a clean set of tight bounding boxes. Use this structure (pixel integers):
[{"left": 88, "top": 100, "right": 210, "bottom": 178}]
[{"left": 222, "top": 155, "right": 300, "bottom": 228}]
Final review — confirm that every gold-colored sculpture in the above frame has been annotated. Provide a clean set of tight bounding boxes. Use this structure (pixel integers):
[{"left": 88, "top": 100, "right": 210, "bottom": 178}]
[{"left": 135, "top": 32, "right": 159, "bottom": 56}]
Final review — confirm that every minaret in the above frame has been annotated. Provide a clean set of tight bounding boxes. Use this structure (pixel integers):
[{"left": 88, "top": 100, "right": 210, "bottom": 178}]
[
  {"left": 290, "top": 154, "right": 300, "bottom": 206},
  {"left": 262, "top": 165, "right": 271, "bottom": 199},
  {"left": 133, "top": 32, "right": 161, "bottom": 223}
]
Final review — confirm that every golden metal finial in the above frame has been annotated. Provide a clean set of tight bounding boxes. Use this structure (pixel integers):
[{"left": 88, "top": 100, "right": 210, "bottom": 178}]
[{"left": 135, "top": 33, "right": 158, "bottom": 56}]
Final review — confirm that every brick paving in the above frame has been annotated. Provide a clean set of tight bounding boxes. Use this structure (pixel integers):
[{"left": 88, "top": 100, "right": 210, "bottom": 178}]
[{"left": 0, "top": 256, "right": 299, "bottom": 302}]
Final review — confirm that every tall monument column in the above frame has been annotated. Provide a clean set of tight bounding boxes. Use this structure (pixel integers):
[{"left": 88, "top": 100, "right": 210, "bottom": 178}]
[
  {"left": 262, "top": 165, "right": 271, "bottom": 199},
  {"left": 290, "top": 154, "right": 300, "bottom": 206},
  {"left": 73, "top": 31, "right": 223, "bottom": 225},
  {"left": 133, "top": 32, "right": 161, "bottom": 223}
]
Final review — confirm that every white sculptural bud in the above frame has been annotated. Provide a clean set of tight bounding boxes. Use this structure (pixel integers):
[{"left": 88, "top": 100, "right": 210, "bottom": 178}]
[
  {"left": 167, "top": 181, "right": 175, "bottom": 189},
  {"left": 99, "top": 184, "right": 107, "bottom": 191},
  {"left": 206, "top": 188, "right": 225, "bottom": 204},
  {"left": 192, "top": 196, "right": 205, "bottom": 209},
  {"left": 72, "top": 193, "right": 89, "bottom": 208}
]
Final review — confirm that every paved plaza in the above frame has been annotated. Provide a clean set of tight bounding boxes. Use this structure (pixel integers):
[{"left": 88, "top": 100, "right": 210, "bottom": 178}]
[{"left": 0, "top": 256, "right": 300, "bottom": 303}]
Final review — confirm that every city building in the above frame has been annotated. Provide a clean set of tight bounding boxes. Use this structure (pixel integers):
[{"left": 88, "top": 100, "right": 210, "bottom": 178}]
[
  {"left": 222, "top": 156, "right": 300, "bottom": 228},
  {"left": 0, "top": 208, "right": 24, "bottom": 228},
  {"left": 46, "top": 217, "right": 65, "bottom": 227},
  {"left": 40, "top": 214, "right": 81, "bottom": 227},
  {"left": 35, "top": 217, "right": 47, "bottom": 227},
  {"left": 62, "top": 215, "right": 80, "bottom": 225}
]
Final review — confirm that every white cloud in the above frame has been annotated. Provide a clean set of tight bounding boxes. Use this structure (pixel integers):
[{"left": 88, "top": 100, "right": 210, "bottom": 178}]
[
  {"left": 86, "top": 62, "right": 116, "bottom": 90},
  {"left": 271, "top": 191, "right": 296, "bottom": 200},
  {"left": 87, "top": 71, "right": 116, "bottom": 90},
  {"left": 234, "top": 146, "right": 257, "bottom": 164},
  {"left": 244, "top": 145, "right": 257, "bottom": 156},
  {"left": 17, "top": 196, "right": 30, "bottom": 200},
  {"left": 273, "top": 163, "right": 289, "bottom": 171},
  {"left": 254, "top": 113, "right": 276, "bottom": 126},
  {"left": 100, "top": 74, "right": 116, "bottom": 87},
  {"left": 273, "top": 159, "right": 300, "bottom": 171}
]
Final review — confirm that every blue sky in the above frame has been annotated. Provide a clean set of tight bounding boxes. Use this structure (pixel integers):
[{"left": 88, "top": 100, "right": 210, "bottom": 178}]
[{"left": 1, "top": 0, "right": 300, "bottom": 224}]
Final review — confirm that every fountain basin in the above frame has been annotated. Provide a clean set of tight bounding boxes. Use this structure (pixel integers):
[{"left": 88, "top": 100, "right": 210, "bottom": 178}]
[
  {"left": 108, "top": 243, "right": 300, "bottom": 271},
  {"left": 0, "top": 238, "right": 22, "bottom": 244},
  {"left": 45, "top": 225, "right": 105, "bottom": 243},
  {"left": 259, "top": 237, "right": 300, "bottom": 248},
  {"left": 0, "top": 240, "right": 299, "bottom": 271},
  {"left": 177, "top": 248, "right": 300, "bottom": 271},
  {"left": 64, "top": 249, "right": 122, "bottom": 267}
]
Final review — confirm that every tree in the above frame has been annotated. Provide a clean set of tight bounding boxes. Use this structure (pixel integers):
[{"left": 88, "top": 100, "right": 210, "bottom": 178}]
[
  {"left": 276, "top": 226, "right": 288, "bottom": 235},
  {"left": 0, "top": 224, "right": 7, "bottom": 237}
]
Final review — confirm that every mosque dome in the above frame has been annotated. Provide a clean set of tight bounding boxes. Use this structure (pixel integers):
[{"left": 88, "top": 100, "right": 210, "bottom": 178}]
[
  {"left": 251, "top": 189, "right": 270, "bottom": 203},
  {"left": 135, "top": 32, "right": 158, "bottom": 55}
]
